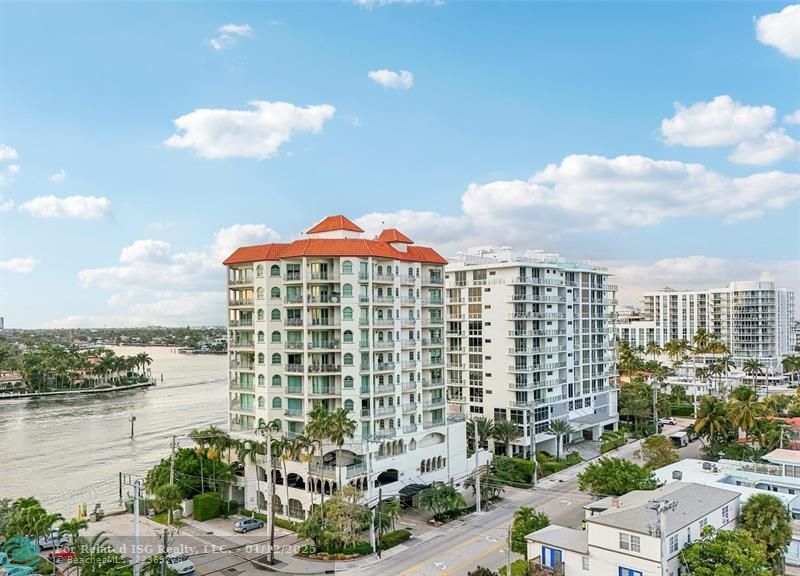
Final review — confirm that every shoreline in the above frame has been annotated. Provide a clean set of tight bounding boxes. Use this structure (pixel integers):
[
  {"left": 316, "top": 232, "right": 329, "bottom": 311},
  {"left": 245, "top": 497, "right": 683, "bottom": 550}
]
[{"left": 0, "top": 380, "right": 156, "bottom": 401}]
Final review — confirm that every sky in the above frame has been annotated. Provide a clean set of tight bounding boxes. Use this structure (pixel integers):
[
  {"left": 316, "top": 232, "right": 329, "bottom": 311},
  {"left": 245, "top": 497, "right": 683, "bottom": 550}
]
[{"left": 0, "top": 1, "right": 798, "bottom": 328}]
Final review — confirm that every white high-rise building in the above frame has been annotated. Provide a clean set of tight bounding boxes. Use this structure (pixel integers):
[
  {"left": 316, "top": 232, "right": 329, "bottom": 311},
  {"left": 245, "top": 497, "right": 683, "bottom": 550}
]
[
  {"left": 444, "top": 247, "right": 618, "bottom": 457},
  {"left": 223, "top": 215, "right": 467, "bottom": 519},
  {"left": 616, "top": 280, "right": 795, "bottom": 370}
]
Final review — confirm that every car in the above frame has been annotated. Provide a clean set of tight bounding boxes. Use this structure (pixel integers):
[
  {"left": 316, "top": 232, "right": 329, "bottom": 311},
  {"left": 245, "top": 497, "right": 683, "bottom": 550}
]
[
  {"left": 48, "top": 548, "right": 75, "bottom": 564},
  {"left": 37, "top": 531, "right": 70, "bottom": 550},
  {"left": 659, "top": 417, "right": 677, "bottom": 425},
  {"left": 233, "top": 517, "right": 264, "bottom": 533},
  {"left": 165, "top": 552, "right": 195, "bottom": 575}
]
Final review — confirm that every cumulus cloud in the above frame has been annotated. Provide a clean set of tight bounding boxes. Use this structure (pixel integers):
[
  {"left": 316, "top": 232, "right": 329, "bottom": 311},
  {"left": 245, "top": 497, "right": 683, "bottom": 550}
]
[
  {"left": 0, "top": 197, "right": 13, "bottom": 212},
  {"left": 0, "top": 144, "right": 18, "bottom": 161},
  {"left": 73, "top": 224, "right": 279, "bottom": 326},
  {"left": 50, "top": 169, "right": 66, "bottom": 184},
  {"left": 164, "top": 100, "right": 336, "bottom": 159},
  {"left": 0, "top": 257, "right": 37, "bottom": 273},
  {"left": 755, "top": 4, "right": 800, "bottom": 59},
  {"left": 0, "top": 144, "right": 20, "bottom": 186},
  {"left": 210, "top": 23, "right": 253, "bottom": 51},
  {"left": 368, "top": 69, "right": 414, "bottom": 89},
  {"left": 661, "top": 95, "right": 775, "bottom": 147},
  {"left": 784, "top": 110, "right": 800, "bottom": 125},
  {"left": 18, "top": 195, "right": 112, "bottom": 220},
  {"left": 605, "top": 256, "right": 800, "bottom": 308},
  {"left": 729, "top": 129, "right": 800, "bottom": 165}
]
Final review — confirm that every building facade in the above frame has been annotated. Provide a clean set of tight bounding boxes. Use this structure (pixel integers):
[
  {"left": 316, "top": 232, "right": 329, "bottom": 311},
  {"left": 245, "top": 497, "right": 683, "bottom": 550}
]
[
  {"left": 223, "top": 215, "right": 467, "bottom": 519},
  {"left": 616, "top": 280, "right": 795, "bottom": 371},
  {"left": 444, "top": 247, "right": 618, "bottom": 456}
]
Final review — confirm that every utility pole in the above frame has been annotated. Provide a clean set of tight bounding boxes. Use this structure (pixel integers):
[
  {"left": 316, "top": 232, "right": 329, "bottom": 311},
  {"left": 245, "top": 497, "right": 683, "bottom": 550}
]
[
  {"left": 259, "top": 426, "right": 275, "bottom": 565},
  {"left": 160, "top": 528, "right": 169, "bottom": 576},
  {"left": 133, "top": 480, "right": 141, "bottom": 576},
  {"left": 526, "top": 404, "right": 538, "bottom": 486},
  {"left": 376, "top": 487, "right": 383, "bottom": 559},
  {"left": 506, "top": 523, "right": 512, "bottom": 576},
  {"left": 648, "top": 499, "right": 676, "bottom": 576},
  {"left": 474, "top": 419, "right": 481, "bottom": 513},
  {"left": 169, "top": 435, "right": 177, "bottom": 485},
  {"left": 129, "top": 414, "right": 136, "bottom": 440},
  {"left": 366, "top": 442, "right": 376, "bottom": 554},
  {"left": 651, "top": 378, "right": 659, "bottom": 435}
]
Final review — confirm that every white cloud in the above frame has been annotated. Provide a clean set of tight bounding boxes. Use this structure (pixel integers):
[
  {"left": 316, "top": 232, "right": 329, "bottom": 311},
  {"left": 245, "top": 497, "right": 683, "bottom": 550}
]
[
  {"left": 661, "top": 95, "right": 775, "bottom": 147},
  {"left": 0, "top": 144, "right": 20, "bottom": 186},
  {"left": 784, "top": 110, "right": 800, "bottom": 125},
  {"left": 210, "top": 23, "right": 253, "bottom": 51},
  {"left": 756, "top": 4, "right": 800, "bottom": 59},
  {"left": 0, "top": 197, "right": 13, "bottom": 212},
  {"left": 0, "top": 257, "right": 37, "bottom": 273},
  {"left": 18, "top": 195, "right": 112, "bottom": 221},
  {"left": 73, "top": 224, "right": 279, "bottom": 326},
  {"left": 368, "top": 69, "right": 414, "bottom": 90},
  {"left": 0, "top": 144, "right": 18, "bottom": 161},
  {"left": 605, "top": 256, "right": 800, "bottom": 308},
  {"left": 349, "top": 154, "right": 800, "bottom": 251},
  {"left": 729, "top": 129, "right": 800, "bottom": 165},
  {"left": 164, "top": 100, "right": 336, "bottom": 159},
  {"left": 49, "top": 169, "right": 66, "bottom": 184}
]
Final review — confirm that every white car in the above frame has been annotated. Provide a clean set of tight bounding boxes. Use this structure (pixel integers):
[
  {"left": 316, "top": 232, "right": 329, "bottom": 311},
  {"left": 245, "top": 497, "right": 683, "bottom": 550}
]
[
  {"left": 165, "top": 552, "right": 195, "bottom": 575},
  {"left": 37, "top": 531, "right": 70, "bottom": 550},
  {"left": 659, "top": 417, "right": 677, "bottom": 425}
]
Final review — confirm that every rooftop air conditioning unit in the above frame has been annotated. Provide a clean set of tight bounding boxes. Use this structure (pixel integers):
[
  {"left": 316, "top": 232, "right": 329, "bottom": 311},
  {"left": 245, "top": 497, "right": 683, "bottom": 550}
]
[
  {"left": 672, "top": 471, "right": 683, "bottom": 480},
  {"left": 702, "top": 462, "right": 713, "bottom": 470}
]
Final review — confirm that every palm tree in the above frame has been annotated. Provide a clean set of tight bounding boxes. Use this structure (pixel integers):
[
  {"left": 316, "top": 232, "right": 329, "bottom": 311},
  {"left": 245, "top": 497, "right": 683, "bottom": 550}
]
[
  {"left": 492, "top": 420, "right": 521, "bottom": 456},
  {"left": 547, "top": 419, "right": 573, "bottom": 460},
  {"left": 739, "top": 493, "right": 792, "bottom": 573},
  {"left": 692, "top": 328, "right": 711, "bottom": 355},
  {"left": 782, "top": 355, "right": 800, "bottom": 384},
  {"left": 715, "top": 355, "right": 736, "bottom": 399},
  {"left": 380, "top": 498, "right": 403, "bottom": 533},
  {"left": 419, "top": 483, "right": 464, "bottom": 522},
  {"left": 305, "top": 404, "right": 333, "bottom": 509},
  {"left": 694, "top": 395, "right": 729, "bottom": 443},
  {"left": 645, "top": 341, "right": 661, "bottom": 361},
  {"left": 620, "top": 395, "right": 650, "bottom": 433},
  {"left": 58, "top": 518, "right": 88, "bottom": 547},
  {"left": 327, "top": 408, "right": 358, "bottom": 489},
  {"left": 727, "top": 386, "right": 763, "bottom": 437},
  {"left": 743, "top": 357, "right": 765, "bottom": 397},
  {"left": 468, "top": 416, "right": 495, "bottom": 451},
  {"left": 664, "top": 339, "right": 692, "bottom": 367}
]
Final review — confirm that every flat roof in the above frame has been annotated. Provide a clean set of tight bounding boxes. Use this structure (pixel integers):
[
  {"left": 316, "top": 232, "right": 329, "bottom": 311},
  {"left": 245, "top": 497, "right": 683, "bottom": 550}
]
[{"left": 526, "top": 525, "right": 588, "bottom": 554}]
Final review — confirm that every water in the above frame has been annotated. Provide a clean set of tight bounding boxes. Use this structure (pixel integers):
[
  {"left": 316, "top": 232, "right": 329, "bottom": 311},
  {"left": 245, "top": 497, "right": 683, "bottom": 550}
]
[{"left": 0, "top": 346, "right": 227, "bottom": 516}]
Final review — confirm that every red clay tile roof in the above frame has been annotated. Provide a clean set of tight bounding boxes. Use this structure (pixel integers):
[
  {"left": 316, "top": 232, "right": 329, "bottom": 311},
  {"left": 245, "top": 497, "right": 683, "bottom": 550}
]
[
  {"left": 378, "top": 228, "right": 414, "bottom": 244},
  {"left": 223, "top": 243, "right": 289, "bottom": 265},
  {"left": 223, "top": 239, "right": 446, "bottom": 265},
  {"left": 306, "top": 215, "right": 365, "bottom": 234}
]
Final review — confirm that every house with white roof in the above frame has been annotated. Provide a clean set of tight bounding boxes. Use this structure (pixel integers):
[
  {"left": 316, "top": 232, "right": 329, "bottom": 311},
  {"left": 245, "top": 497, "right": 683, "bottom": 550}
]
[{"left": 526, "top": 482, "right": 740, "bottom": 576}]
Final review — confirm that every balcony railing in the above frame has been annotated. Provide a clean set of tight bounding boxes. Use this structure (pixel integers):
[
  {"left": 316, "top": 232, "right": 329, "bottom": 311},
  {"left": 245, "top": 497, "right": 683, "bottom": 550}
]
[
  {"left": 423, "top": 420, "right": 445, "bottom": 429},
  {"left": 284, "top": 295, "right": 304, "bottom": 304},
  {"left": 423, "top": 358, "right": 444, "bottom": 367},
  {"left": 229, "top": 361, "right": 254, "bottom": 370},
  {"left": 308, "top": 364, "right": 342, "bottom": 374},
  {"left": 310, "top": 387, "right": 340, "bottom": 395},
  {"left": 230, "top": 401, "right": 254, "bottom": 413},
  {"left": 228, "top": 276, "right": 254, "bottom": 286},
  {"left": 229, "top": 319, "right": 254, "bottom": 327},
  {"left": 308, "top": 341, "right": 340, "bottom": 350},
  {"left": 285, "top": 318, "right": 304, "bottom": 327},
  {"left": 285, "top": 341, "right": 305, "bottom": 350},
  {"left": 402, "top": 403, "right": 417, "bottom": 413},
  {"left": 401, "top": 381, "right": 417, "bottom": 392},
  {"left": 423, "top": 398, "right": 445, "bottom": 408},
  {"left": 373, "top": 428, "right": 397, "bottom": 439},
  {"left": 229, "top": 299, "right": 254, "bottom": 307},
  {"left": 284, "top": 408, "right": 304, "bottom": 417},
  {"left": 373, "top": 362, "right": 395, "bottom": 372},
  {"left": 285, "top": 386, "right": 303, "bottom": 395},
  {"left": 373, "top": 384, "right": 396, "bottom": 395},
  {"left": 374, "top": 405, "right": 397, "bottom": 417},
  {"left": 284, "top": 272, "right": 302, "bottom": 281},
  {"left": 402, "top": 424, "right": 417, "bottom": 434},
  {"left": 374, "top": 274, "right": 394, "bottom": 283},
  {"left": 422, "top": 378, "right": 444, "bottom": 388},
  {"left": 285, "top": 364, "right": 305, "bottom": 373}
]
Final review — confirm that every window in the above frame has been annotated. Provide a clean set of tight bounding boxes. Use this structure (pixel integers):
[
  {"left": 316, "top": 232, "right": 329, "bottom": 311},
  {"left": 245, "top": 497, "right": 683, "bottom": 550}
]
[
  {"left": 344, "top": 399, "right": 354, "bottom": 412},
  {"left": 618, "top": 569, "right": 643, "bottom": 576},
  {"left": 582, "top": 557, "right": 589, "bottom": 571},
  {"left": 344, "top": 376, "right": 354, "bottom": 389},
  {"left": 258, "top": 396, "right": 265, "bottom": 409},
  {"left": 699, "top": 517, "right": 707, "bottom": 530},
  {"left": 272, "top": 397, "right": 282, "bottom": 409},
  {"left": 257, "top": 309, "right": 264, "bottom": 321},
  {"left": 722, "top": 505, "right": 729, "bottom": 524},
  {"left": 343, "top": 330, "right": 354, "bottom": 343},
  {"left": 271, "top": 353, "right": 281, "bottom": 365},
  {"left": 271, "top": 309, "right": 281, "bottom": 321},
  {"left": 257, "top": 331, "right": 265, "bottom": 343},
  {"left": 272, "top": 375, "right": 281, "bottom": 387},
  {"left": 669, "top": 533, "right": 678, "bottom": 553},
  {"left": 257, "top": 287, "right": 265, "bottom": 300},
  {"left": 343, "top": 307, "right": 353, "bottom": 320},
  {"left": 344, "top": 353, "right": 354, "bottom": 366},
  {"left": 256, "top": 265, "right": 263, "bottom": 277},
  {"left": 342, "top": 261, "right": 353, "bottom": 274},
  {"left": 342, "top": 284, "right": 353, "bottom": 297},
  {"left": 271, "top": 287, "right": 280, "bottom": 299},
  {"left": 258, "top": 374, "right": 265, "bottom": 387},
  {"left": 270, "top": 265, "right": 280, "bottom": 277},
  {"left": 258, "top": 353, "right": 265, "bottom": 365},
  {"left": 271, "top": 331, "right": 281, "bottom": 342},
  {"left": 619, "top": 533, "right": 640, "bottom": 552}
]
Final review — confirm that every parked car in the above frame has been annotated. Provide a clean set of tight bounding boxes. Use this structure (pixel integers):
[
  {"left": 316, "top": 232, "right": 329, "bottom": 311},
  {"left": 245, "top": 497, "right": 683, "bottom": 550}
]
[
  {"left": 165, "top": 552, "right": 195, "bottom": 575},
  {"left": 659, "top": 417, "right": 677, "bottom": 425},
  {"left": 48, "top": 548, "right": 75, "bottom": 564},
  {"left": 38, "top": 531, "right": 70, "bottom": 550},
  {"left": 233, "top": 517, "right": 264, "bottom": 533}
]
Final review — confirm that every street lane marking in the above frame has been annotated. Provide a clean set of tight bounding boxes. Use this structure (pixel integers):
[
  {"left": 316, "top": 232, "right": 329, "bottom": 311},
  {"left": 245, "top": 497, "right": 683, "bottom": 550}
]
[{"left": 441, "top": 540, "right": 504, "bottom": 576}]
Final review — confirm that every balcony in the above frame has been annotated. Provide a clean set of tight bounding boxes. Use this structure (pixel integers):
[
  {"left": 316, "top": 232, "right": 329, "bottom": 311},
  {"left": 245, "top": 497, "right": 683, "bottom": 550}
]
[
  {"left": 373, "top": 362, "right": 396, "bottom": 372},
  {"left": 401, "top": 361, "right": 418, "bottom": 370},
  {"left": 374, "top": 296, "right": 395, "bottom": 304},
  {"left": 309, "top": 461, "right": 367, "bottom": 480},
  {"left": 374, "top": 405, "right": 397, "bottom": 417},
  {"left": 230, "top": 361, "right": 255, "bottom": 371},
  {"left": 308, "top": 364, "right": 342, "bottom": 374},
  {"left": 229, "top": 298, "right": 254, "bottom": 307},
  {"left": 374, "top": 274, "right": 395, "bottom": 283},
  {"left": 360, "top": 408, "right": 371, "bottom": 419},
  {"left": 284, "top": 408, "right": 304, "bottom": 418},
  {"left": 400, "top": 297, "right": 416, "bottom": 306},
  {"left": 400, "top": 275, "right": 416, "bottom": 284},
  {"left": 230, "top": 401, "right": 254, "bottom": 413},
  {"left": 401, "top": 381, "right": 417, "bottom": 392},
  {"left": 401, "top": 339, "right": 417, "bottom": 348},
  {"left": 230, "top": 341, "right": 255, "bottom": 350},
  {"left": 284, "top": 272, "right": 302, "bottom": 282},
  {"left": 285, "top": 341, "right": 305, "bottom": 350},
  {"left": 423, "top": 419, "right": 445, "bottom": 429},
  {"left": 308, "top": 341, "right": 340, "bottom": 350},
  {"left": 424, "top": 276, "right": 443, "bottom": 285},
  {"left": 285, "top": 386, "right": 304, "bottom": 395},
  {"left": 402, "top": 424, "right": 418, "bottom": 434},
  {"left": 310, "top": 318, "right": 340, "bottom": 327},
  {"left": 229, "top": 380, "right": 255, "bottom": 392},
  {"left": 402, "top": 403, "right": 417, "bottom": 413},
  {"left": 423, "top": 358, "right": 444, "bottom": 367},
  {"left": 373, "top": 384, "right": 396, "bottom": 395},
  {"left": 229, "top": 319, "right": 254, "bottom": 327},
  {"left": 422, "top": 378, "right": 444, "bottom": 388},
  {"left": 423, "top": 398, "right": 445, "bottom": 409},
  {"left": 373, "top": 340, "right": 395, "bottom": 349},
  {"left": 285, "top": 364, "right": 305, "bottom": 373},
  {"left": 285, "top": 318, "right": 304, "bottom": 327},
  {"left": 310, "top": 386, "right": 340, "bottom": 396},
  {"left": 423, "top": 297, "right": 444, "bottom": 305},
  {"left": 373, "top": 428, "right": 397, "bottom": 439},
  {"left": 373, "top": 318, "right": 395, "bottom": 327},
  {"left": 228, "top": 275, "right": 254, "bottom": 286},
  {"left": 423, "top": 318, "right": 444, "bottom": 326}
]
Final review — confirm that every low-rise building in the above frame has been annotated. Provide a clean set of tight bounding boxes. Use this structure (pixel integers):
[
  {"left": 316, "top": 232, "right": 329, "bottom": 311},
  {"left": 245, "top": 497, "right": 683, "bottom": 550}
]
[{"left": 526, "top": 482, "right": 740, "bottom": 576}]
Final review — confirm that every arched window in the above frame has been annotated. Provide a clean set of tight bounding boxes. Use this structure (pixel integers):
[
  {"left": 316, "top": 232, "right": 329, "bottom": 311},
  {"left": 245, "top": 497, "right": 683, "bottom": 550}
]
[
  {"left": 257, "top": 331, "right": 265, "bottom": 343},
  {"left": 258, "top": 374, "right": 265, "bottom": 387},
  {"left": 344, "top": 353, "right": 353, "bottom": 366},
  {"left": 344, "top": 399, "right": 354, "bottom": 412},
  {"left": 378, "top": 310, "right": 384, "bottom": 320},
  {"left": 258, "top": 396, "right": 265, "bottom": 409},
  {"left": 271, "top": 330, "right": 281, "bottom": 342},
  {"left": 271, "top": 353, "right": 281, "bottom": 365},
  {"left": 256, "top": 265, "right": 264, "bottom": 277},
  {"left": 378, "top": 332, "right": 384, "bottom": 342},
  {"left": 257, "top": 287, "right": 265, "bottom": 300},
  {"left": 343, "top": 307, "right": 353, "bottom": 320},
  {"left": 378, "top": 353, "right": 384, "bottom": 363},
  {"left": 388, "top": 374, "right": 394, "bottom": 384},
  {"left": 270, "top": 265, "right": 280, "bottom": 277},
  {"left": 344, "top": 376, "right": 354, "bottom": 388},
  {"left": 271, "top": 309, "right": 281, "bottom": 321},
  {"left": 343, "top": 330, "right": 353, "bottom": 343},
  {"left": 342, "top": 261, "right": 353, "bottom": 274},
  {"left": 377, "top": 287, "right": 383, "bottom": 297},
  {"left": 342, "top": 284, "right": 353, "bottom": 297},
  {"left": 272, "top": 397, "right": 282, "bottom": 409},
  {"left": 258, "top": 353, "right": 265, "bottom": 365},
  {"left": 257, "top": 309, "right": 265, "bottom": 321},
  {"left": 272, "top": 375, "right": 281, "bottom": 387},
  {"left": 408, "top": 267, "right": 413, "bottom": 277},
  {"left": 408, "top": 289, "right": 414, "bottom": 298},
  {"left": 271, "top": 287, "right": 281, "bottom": 299},
  {"left": 377, "top": 265, "right": 383, "bottom": 275}
]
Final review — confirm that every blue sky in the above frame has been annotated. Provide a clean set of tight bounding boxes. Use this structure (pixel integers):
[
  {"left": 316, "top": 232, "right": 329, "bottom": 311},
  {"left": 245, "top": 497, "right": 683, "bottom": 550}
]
[{"left": 0, "top": 1, "right": 798, "bottom": 327}]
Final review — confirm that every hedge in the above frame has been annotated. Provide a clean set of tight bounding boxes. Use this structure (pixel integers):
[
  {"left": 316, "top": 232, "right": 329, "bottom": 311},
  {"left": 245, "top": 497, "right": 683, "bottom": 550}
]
[
  {"left": 671, "top": 404, "right": 695, "bottom": 417},
  {"left": 299, "top": 541, "right": 373, "bottom": 556},
  {"left": 380, "top": 529, "right": 411, "bottom": 550},
  {"left": 240, "top": 508, "right": 301, "bottom": 532},
  {"left": 193, "top": 492, "right": 222, "bottom": 522}
]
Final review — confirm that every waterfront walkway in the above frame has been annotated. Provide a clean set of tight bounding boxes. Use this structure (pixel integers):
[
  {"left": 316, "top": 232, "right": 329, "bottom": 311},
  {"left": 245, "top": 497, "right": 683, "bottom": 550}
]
[{"left": 0, "top": 380, "right": 155, "bottom": 400}]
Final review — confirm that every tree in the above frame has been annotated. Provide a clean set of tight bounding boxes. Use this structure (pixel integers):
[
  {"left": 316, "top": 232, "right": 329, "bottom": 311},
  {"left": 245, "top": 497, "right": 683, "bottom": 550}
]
[
  {"left": 739, "top": 494, "right": 792, "bottom": 573},
  {"left": 743, "top": 358, "right": 765, "bottom": 396},
  {"left": 546, "top": 419, "right": 573, "bottom": 460},
  {"left": 466, "top": 568, "right": 498, "bottom": 576},
  {"left": 727, "top": 387, "right": 763, "bottom": 437},
  {"left": 327, "top": 408, "right": 357, "bottom": 488},
  {"left": 468, "top": 417, "right": 495, "bottom": 451},
  {"left": 419, "top": 483, "right": 465, "bottom": 522},
  {"left": 600, "top": 430, "right": 627, "bottom": 452},
  {"left": 58, "top": 518, "right": 88, "bottom": 546},
  {"left": 154, "top": 484, "right": 183, "bottom": 525},
  {"left": 379, "top": 498, "right": 402, "bottom": 533},
  {"left": 511, "top": 507, "right": 549, "bottom": 558},
  {"left": 681, "top": 527, "right": 770, "bottom": 576},
  {"left": 694, "top": 395, "right": 729, "bottom": 443},
  {"left": 645, "top": 341, "right": 662, "bottom": 361},
  {"left": 577, "top": 457, "right": 661, "bottom": 496},
  {"left": 297, "top": 486, "right": 370, "bottom": 551},
  {"left": 492, "top": 420, "right": 521, "bottom": 457},
  {"left": 636, "top": 435, "right": 678, "bottom": 469},
  {"left": 305, "top": 404, "right": 333, "bottom": 509}
]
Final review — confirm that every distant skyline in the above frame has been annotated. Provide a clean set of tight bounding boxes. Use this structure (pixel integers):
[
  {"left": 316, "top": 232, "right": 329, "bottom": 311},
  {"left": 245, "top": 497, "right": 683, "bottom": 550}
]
[{"left": 1, "top": 2, "right": 798, "bottom": 328}]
